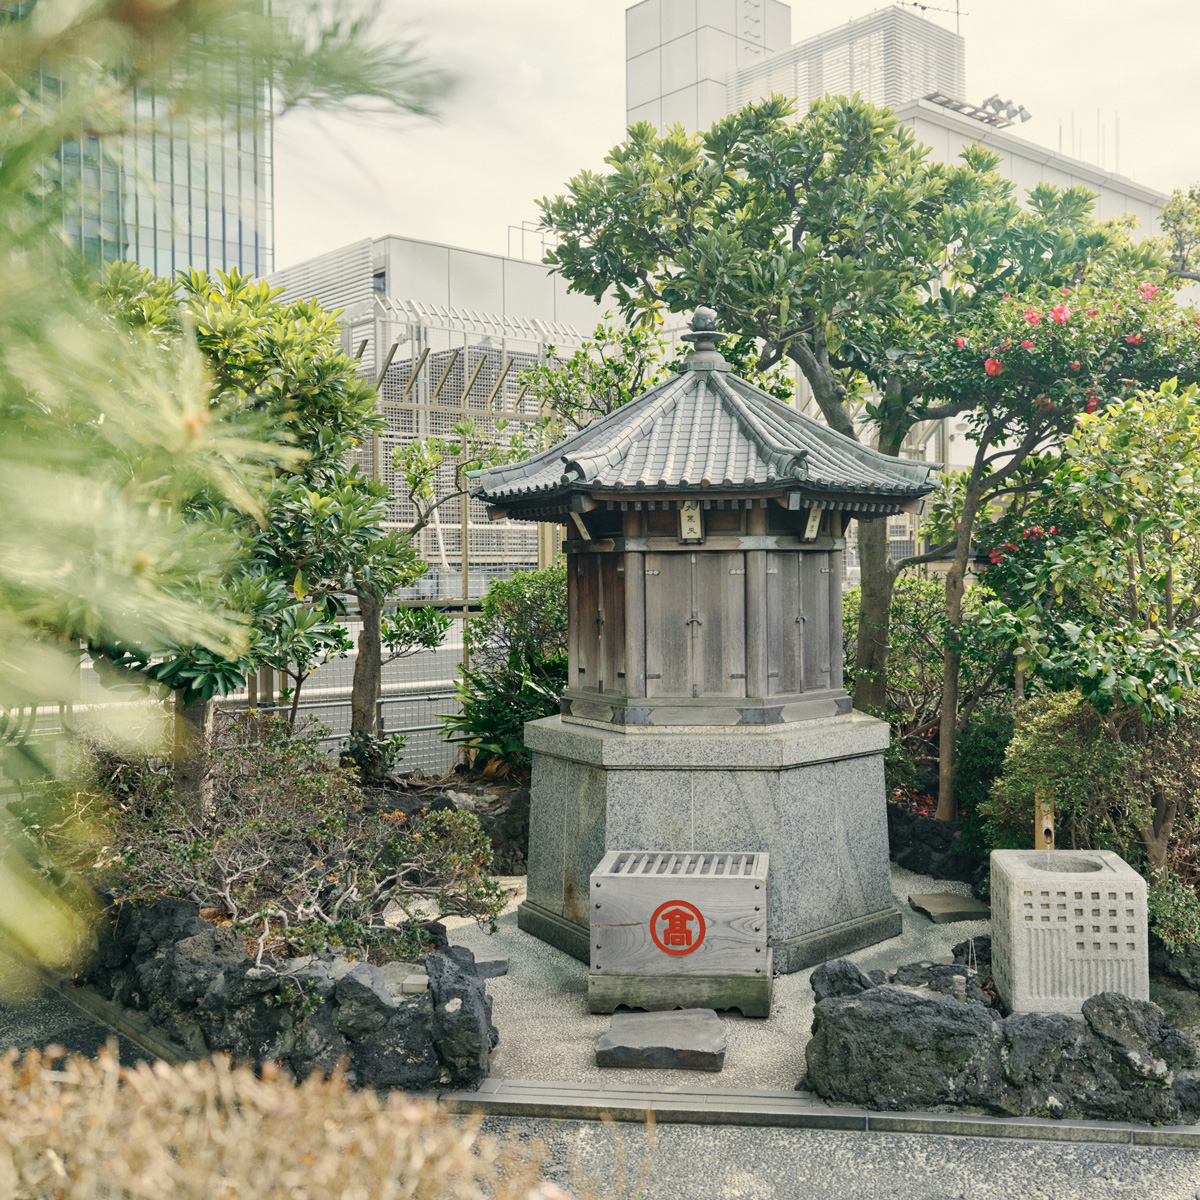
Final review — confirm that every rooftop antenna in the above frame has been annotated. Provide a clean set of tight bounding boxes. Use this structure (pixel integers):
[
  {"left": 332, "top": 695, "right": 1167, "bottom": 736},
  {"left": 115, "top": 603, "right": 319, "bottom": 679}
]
[{"left": 903, "top": 0, "right": 966, "bottom": 33}]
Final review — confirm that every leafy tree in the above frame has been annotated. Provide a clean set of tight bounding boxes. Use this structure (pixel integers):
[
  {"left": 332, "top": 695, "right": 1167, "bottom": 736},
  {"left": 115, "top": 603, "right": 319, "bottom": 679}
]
[
  {"left": 522, "top": 317, "right": 793, "bottom": 435},
  {"left": 93, "top": 266, "right": 424, "bottom": 813},
  {"left": 1161, "top": 183, "right": 1200, "bottom": 283},
  {"left": 539, "top": 95, "right": 1132, "bottom": 714},
  {"left": 905, "top": 282, "right": 1200, "bottom": 818}
]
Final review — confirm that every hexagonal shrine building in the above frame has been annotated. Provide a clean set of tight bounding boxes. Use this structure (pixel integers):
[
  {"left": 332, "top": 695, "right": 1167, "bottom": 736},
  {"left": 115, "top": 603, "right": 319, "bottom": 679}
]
[{"left": 471, "top": 311, "right": 939, "bottom": 975}]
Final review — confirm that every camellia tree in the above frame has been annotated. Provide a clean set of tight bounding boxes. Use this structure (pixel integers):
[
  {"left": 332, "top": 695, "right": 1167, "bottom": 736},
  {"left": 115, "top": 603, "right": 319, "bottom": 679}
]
[
  {"left": 540, "top": 94, "right": 1139, "bottom": 712},
  {"left": 978, "top": 381, "right": 1200, "bottom": 869},
  {"left": 897, "top": 277, "right": 1200, "bottom": 818}
]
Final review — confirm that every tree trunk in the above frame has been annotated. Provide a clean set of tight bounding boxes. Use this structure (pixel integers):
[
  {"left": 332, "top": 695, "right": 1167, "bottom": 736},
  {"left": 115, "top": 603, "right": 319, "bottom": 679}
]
[
  {"left": 935, "top": 481, "right": 984, "bottom": 822},
  {"left": 852, "top": 396, "right": 906, "bottom": 713},
  {"left": 351, "top": 585, "right": 382, "bottom": 738},
  {"left": 853, "top": 517, "right": 895, "bottom": 713},
  {"left": 174, "top": 690, "right": 213, "bottom": 824}
]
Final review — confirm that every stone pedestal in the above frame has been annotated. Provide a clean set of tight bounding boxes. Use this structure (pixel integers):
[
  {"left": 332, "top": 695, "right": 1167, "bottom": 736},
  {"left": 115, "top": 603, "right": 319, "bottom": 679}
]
[{"left": 517, "top": 712, "right": 901, "bottom": 973}]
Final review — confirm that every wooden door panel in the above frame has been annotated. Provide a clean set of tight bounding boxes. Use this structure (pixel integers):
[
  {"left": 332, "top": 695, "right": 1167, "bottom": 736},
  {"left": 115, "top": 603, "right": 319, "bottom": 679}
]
[
  {"left": 766, "top": 551, "right": 802, "bottom": 695},
  {"left": 574, "top": 553, "right": 600, "bottom": 692},
  {"left": 694, "top": 552, "right": 745, "bottom": 697},
  {"left": 599, "top": 555, "right": 626, "bottom": 694},
  {"left": 801, "top": 551, "right": 832, "bottom": 691},
  {"left": 644, "top": 553, "right": 690, "bottom": 697}
]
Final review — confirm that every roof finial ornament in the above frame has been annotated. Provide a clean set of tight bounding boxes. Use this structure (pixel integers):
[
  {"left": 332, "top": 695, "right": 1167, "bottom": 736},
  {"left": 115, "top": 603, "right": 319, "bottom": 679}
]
[{"left": 681, "top": 304, "right": 728, "bottom": 367}]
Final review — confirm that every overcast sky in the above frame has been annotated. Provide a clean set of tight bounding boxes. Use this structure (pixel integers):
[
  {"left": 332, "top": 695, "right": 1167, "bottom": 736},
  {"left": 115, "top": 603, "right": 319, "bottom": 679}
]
[{"left": 272, "top": 1, "right": 1200, "bottom": 272}]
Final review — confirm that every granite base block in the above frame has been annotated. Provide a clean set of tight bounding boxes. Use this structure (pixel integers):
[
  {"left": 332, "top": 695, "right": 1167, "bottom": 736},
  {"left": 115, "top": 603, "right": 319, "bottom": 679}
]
[{"left": 523, "top": 713, "right": 898, "bottom": 975}]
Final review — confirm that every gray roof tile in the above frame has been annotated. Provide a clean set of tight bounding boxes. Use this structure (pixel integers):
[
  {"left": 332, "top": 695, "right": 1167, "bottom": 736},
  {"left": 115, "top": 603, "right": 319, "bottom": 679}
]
[{"left": 473, "top": 364, "right": 938, "bottom": 504}]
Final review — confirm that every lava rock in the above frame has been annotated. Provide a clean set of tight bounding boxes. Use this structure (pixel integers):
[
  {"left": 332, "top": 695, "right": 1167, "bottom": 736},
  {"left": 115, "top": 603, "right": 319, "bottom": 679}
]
[
  {"left": 353, "top": 993, "right": 441, "bottom": 1090},
  {"left": 890, "top": 961, "right": 995, "bottom": 1009},
  {"left": 1150, "top": 931, "right": 1200, "bottom": 991},
  {"left": 805, "top": 985, "right": 1003, "bottom": 1110},
  {"left": 425, "top": 951, "right": 498, "bottom": 1088},
  {"left": 952, "top": 936, "right": 992, "bottom": 974},
  {"left": 334, "top": 963, "right": 397, "bottom": 1038},
  {"left": 1082, "top": 992, "right": 1196, "bottom": 1083},
  {"left": 887, "top": 805, "right": 986, "bottom": 888},
  {"left": 291, "top": 1004, "right": 353, "bottom": 1081},
  {"left": 595, "top": 1009, "right": 726, "bottom": 1071},
  {"left": 166, "top": 927, "right": 245, "bottom": 1005},
  {"left": 810, "top": 959, "right": 876, "bottom": 1002},
  {"left": 477, "top": 785, "right": 530, "bottom": 875},
  {"left": 203, "top": 999, "right": 295, "bottom": 1062}
]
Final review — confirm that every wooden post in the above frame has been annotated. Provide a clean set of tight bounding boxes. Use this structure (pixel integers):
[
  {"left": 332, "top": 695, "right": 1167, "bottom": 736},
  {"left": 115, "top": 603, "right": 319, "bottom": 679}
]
[
  {"left": 1034, "top": 788, "right": 1055, "bottom": 850},
  {"left": 623, "top": 508, "right": 645, "bottom": 698},
  {"left": 828, "top": 510, "right": 844, "bottom": 691},
  {"left": 745, "top": 502, "right": 768, "bottom": 699}
]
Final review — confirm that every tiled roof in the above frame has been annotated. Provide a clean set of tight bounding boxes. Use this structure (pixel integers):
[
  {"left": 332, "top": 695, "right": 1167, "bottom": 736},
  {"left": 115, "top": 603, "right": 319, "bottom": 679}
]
[{"left": 473, "top": 363, "right": 938, "bottom": 503}]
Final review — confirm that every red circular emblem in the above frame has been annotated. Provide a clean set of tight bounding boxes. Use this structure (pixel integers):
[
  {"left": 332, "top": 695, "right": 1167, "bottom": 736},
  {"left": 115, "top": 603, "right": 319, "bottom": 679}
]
[{"left": 649, "top": 900, "right": 706, "bottom": 957}]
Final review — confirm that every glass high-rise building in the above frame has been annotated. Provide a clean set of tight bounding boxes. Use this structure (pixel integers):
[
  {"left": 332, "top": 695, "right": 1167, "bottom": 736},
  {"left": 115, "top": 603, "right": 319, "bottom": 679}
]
[{"left": 5, "top": 2, "right": 274, "bottom": 275}]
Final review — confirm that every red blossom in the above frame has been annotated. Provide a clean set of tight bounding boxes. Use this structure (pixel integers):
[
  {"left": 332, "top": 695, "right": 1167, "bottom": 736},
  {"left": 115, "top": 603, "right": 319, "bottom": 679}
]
[
  {"left": 984, "top": 358, "right": 1003, "bottom": 376},
  {"left": 1126, "top": 334, "right": 1143, "bottom": 345},
  {"left": 1139, "top": 283, "right": 1161, "bottom": 300},
  {"left": 1070, "top": 361, "right": 1082, "bottom": 371},
  {"left": 1050, "top": 304, "right": 1070, "bottom": 324},
  {"left": 1062, "top": 287, "right": 1071, "bottom": 295},
  {"left": 954, "top": 336, "right": 966, "bottom": 349},
  {"left": 1021, "top": 340, "right": 1035, "bottom": 350},
  {"left": 1086, "top": 396, "right": 1098, "bottom": 412},
  {"left": 1087, "top": 309, "right": 1098, "bottom": 317},
  {"left": 1024, "top": 309, "right": 1042, "bottom": 326}
]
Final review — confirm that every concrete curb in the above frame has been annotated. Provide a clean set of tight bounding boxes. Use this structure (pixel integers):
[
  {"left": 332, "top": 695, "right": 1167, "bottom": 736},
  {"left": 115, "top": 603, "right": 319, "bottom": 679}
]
[{"left": 439, "top": 1078, "right": 1200, "bottom": 1148}]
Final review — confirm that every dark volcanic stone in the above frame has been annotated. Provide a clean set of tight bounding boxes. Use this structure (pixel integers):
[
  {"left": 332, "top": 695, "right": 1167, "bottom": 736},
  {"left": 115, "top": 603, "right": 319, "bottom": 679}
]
[
  {"left": 810, "top": 959, "right": 876, "bottom": 1002},
  {"left": 425, "top": 951, "right": 498, "bottom": 1088},
  {"left": 1082, "top": 992, "right": 1196, "bottom": 1082},
  {"left": 477, "top": 785, "right": 530, "bottom": 875},
  {"left": 952, "top": 936, "right": 992, "bottom": 973},
  {"left": 353, "top": 992, "right": 441, "bottom": 1090},
  {"left": 334, "top": 963, "right": 397, "bottom": 1038},
  {"left": 890, "top": 961, "right": 995, "bottom": 1009},
  {"left": 887, "top": 805, "right": 986, "bottom": 888},
  {"left": 203, "top": 999, "right": 295, "bottom": 1062},
  {"left": 595, "top": 1009, "right": 726, "bottom": 1072},
  {"left": 805, "top": 986, "right": 1003, "bottom": 1110},
  {"left": 291, "top": 1004, "right": 353, "bottom": 1081}
]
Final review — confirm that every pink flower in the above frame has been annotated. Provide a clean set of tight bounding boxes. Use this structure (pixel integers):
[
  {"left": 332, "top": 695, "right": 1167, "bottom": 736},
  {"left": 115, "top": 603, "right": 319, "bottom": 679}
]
[
  {"left": 1070, "top": 361, "right": 1081, "bottom": 371},
  {"left": 1126, "top": 334, "right": 1143, "bottom": 345},
  {"left": 1024, "top": 309, "right": 1042, "bottom": 326},
  {"left": 1139, "top": 284, "right": 1160, "bottom": 300},
  {"left": 1021, "top": 340, "right": 1036, "bottom": 350},
  {"left": 954, "top": 336, "right": 966, "bottom": 349},
  {"left": 1086, "top": 396, "right": 1098, "bottom": 413},
  {"left": 1087, "top": 308, "right": 1098, "bottom": 317},
  {"left": 1062, "top": 287, "right": 1071, "bottom": 295},
  {"left": 984, "top": 358, "right": 1003, "bottom": 376},
  {"left": 1050, "top": 304, "right": 1070, "bottom": 324}
]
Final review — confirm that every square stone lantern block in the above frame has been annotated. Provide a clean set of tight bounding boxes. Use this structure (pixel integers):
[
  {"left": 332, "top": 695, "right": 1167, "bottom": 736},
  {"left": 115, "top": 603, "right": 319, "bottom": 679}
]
[
  {"left": 990, "top": 849, "right": 1149, "bottom": 1015},
  {"left": 517, "top": 711, "right": 901, "bottom": 974}
]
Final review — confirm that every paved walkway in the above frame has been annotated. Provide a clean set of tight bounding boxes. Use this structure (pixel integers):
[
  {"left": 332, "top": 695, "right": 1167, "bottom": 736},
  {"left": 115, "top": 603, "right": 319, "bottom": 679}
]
[{"left": 480, "top": 1117, "right": 1200, "bottom": 1200}]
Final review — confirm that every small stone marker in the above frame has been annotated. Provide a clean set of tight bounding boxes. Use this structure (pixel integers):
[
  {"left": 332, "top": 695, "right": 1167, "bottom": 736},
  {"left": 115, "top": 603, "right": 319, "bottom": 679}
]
[
  {"left": 595, "top": 1008, "right": 726, "bottom": 1072},
  {"left": 908, "top": 893, "right": 992, "bottom": 924}
]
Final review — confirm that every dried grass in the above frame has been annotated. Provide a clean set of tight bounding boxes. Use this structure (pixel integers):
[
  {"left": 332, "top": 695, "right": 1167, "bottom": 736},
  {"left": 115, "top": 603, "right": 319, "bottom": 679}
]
[{"left": 0, "top": 1045, "right": 569, "bottom": 1200}]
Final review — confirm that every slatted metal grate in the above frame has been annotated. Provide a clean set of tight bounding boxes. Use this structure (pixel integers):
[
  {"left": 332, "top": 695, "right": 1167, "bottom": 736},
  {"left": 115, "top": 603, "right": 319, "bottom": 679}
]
[{"left": 604, "top": 851, "right": 765, "bottom": 878}]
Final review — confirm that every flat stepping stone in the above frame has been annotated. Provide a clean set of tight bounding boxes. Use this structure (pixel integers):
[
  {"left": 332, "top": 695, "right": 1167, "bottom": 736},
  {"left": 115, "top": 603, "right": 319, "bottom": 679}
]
[
  {"left": 595, "top": 1008, "right": 726, "bottom": 1072},
  {"left": 909, "top": 892, "right": 992, "bottom": 924}
]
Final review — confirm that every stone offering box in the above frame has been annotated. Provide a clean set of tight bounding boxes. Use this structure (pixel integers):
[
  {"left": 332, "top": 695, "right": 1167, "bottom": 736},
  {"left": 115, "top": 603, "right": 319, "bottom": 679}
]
[
  {"left": 589, "top": 850, "right": 771, "bottom": 1017},
  {"left": 991, "top": 849, "right": 1149, "bottom": 1015}
]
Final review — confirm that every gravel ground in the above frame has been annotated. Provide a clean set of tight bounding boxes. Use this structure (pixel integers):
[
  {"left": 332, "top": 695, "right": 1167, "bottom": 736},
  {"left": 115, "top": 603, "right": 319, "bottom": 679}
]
[
  {"left": 444, "top": 864, "right": 990, "bottom": 1091},
  {"left": 479, "top": 1117, "right": 1200, "bottom": 1200}
]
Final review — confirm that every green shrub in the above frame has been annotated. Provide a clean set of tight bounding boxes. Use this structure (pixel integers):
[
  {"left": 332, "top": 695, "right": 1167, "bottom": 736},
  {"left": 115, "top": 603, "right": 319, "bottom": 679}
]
[
  {"left": 90, "top": 714, "right": 504, "bottom": 961},
  {"left": 441, "top": 649, "right": 567, "bottom": 774},
  {"left": 465, "top": 561, "right": 567, "bottom": 669},
  {"left": 1149, "top": 871, "right": 1200, "bottom": 953},
  {"left": 955, "top": 706, "right": 1016, "bottom": 857}
]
